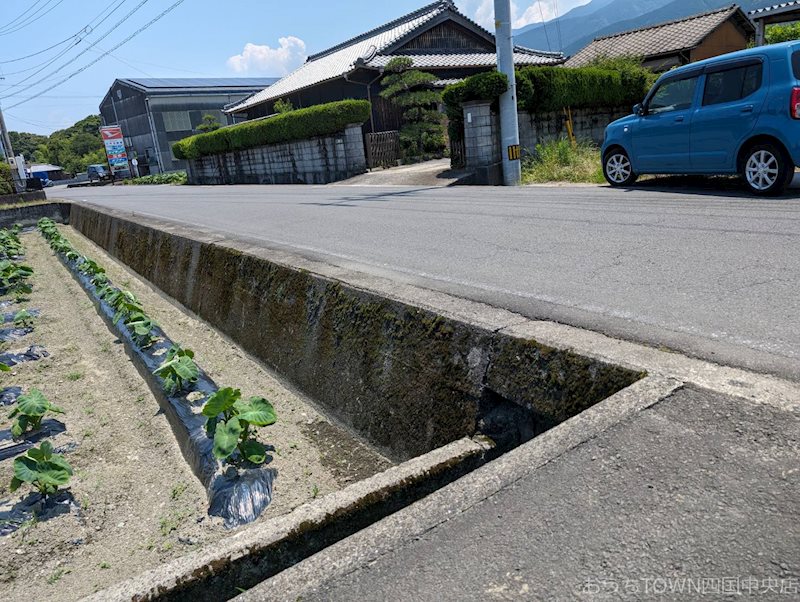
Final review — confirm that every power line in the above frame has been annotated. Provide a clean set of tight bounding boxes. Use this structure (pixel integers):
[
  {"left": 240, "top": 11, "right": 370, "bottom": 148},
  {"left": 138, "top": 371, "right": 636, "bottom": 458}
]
[
  {"left": 0, "top": 0, "right": 49, "bottom": 34},
  {"left": 0, "top": 0, "right": 128, "bottom": 83},
  {"left": 536, "top": 1, "right": 552, "bottom": 52},
  {"left": 1, "top": 0, "right": 126, "bottom": 66},
  {"left": 4, "top": 0, "right": 188, "bottom": 110},
  {"left": 553, "top": 0, "right": 563, "bottom": 52},
  {"left": 0, "top": 0, "right": 67, "bottom": 37},
  {"left": 1, "top": 0, "right": 150, "bottom": 95}
]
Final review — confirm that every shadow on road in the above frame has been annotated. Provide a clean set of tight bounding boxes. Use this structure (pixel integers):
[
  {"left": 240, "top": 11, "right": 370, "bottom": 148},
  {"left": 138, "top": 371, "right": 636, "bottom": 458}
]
[{"left": 622, "top": 173, "right": 800, "bottom": 198}]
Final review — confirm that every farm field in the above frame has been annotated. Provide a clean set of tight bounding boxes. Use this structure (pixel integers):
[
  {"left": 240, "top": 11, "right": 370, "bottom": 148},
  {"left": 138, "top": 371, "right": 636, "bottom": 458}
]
[{"left": 0, "top": 225, "right": 391, "bottom": 600}]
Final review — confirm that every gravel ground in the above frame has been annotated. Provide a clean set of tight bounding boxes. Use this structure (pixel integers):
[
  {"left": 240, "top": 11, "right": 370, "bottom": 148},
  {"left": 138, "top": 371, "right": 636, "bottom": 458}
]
[{"left": 0, "top": 228, "right": 392, "bottom": 600}]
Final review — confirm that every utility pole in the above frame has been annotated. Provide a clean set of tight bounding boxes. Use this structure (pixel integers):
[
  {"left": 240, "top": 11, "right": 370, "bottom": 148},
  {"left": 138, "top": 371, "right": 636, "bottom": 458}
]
[{"left": 494, "top": 0, "right": 521, "bottom": 186}]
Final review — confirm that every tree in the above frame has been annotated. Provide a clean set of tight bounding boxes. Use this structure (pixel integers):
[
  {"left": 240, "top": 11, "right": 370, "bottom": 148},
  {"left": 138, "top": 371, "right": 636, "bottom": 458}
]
[
  {"left": 273, "top": 98, "right": 294, "bottom": 114},
  {"left": 380, "top": 57, "right": 446, "bottom": 158},
  {"left": 8, "top": 131, "right": 48, "bottom": 160},
  {"left": 766, "top": 22, "right": 800, "bottom": 44},
  {"left": 196, "top": 114, "right": 221, "bottom": 133},
  {"left": 12, "top": 114, "right": 106, "bottom": 175}
]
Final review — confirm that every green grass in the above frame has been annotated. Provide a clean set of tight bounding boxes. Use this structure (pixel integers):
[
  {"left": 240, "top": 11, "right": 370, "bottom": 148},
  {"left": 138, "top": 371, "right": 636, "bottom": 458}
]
[
  {"left": 521, "top": 138, "right": 604, "bottom": 185},
  {"left": 122, "top": 171, "right": 187, "bottom": 186}
]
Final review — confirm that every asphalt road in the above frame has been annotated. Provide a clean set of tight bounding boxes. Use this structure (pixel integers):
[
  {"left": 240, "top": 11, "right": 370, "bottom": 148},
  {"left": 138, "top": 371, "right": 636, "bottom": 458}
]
[{"left": 56, "top": 181, "right": 800, "bottom": 379}]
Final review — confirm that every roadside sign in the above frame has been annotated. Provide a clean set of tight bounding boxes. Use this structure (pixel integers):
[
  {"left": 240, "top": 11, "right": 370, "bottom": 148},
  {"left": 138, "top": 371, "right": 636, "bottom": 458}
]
[
  {"left": 100, "top": 125, "right": 130, "bottom": 174},
  {"left": 507, "top": 144, "right": 521, "bottom": 161}
]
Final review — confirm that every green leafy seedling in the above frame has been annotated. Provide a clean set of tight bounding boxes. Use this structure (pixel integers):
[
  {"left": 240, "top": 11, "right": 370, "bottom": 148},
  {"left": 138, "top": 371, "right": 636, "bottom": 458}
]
[
  {"left": 125, "top": 312, "right": 159, "bottom": 348},
  {"left": 153, "top": 345, "right": 199, "bottom": 394},
  {"left": 0, "top": 362, "right": 10, "bottom": 372},
  {"left": 77, "top": 257, "right": 105, "bottom": 277},
  {"left": 9, "top": 389, "right": 64, "bottom": 439},
  {"left": 13, "top": 309, "right": 35, "bottom": 328},
  {"left": 0, "top": 260, "right": 33, "bottom": 296},
  {"left": 202, "top": 387, "right": 277, "bottom": 464},
  {"left": 104, "top": 289, "right": 144, "bottom": 324},
  {"left": 10, "top": 441, "right": 73, "bottom": 499}
]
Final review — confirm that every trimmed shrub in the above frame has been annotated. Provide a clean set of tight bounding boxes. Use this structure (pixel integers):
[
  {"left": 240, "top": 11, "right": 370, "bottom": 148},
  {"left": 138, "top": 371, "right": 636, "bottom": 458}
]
[
  {"left": 442, "top": 70, "right": 508, "bottom": 121},
  {"left": 173, "top": 99, "right": 371, "bottom": 160},
  {"left": 516, "top": 65, "right": 652, "bottom": 113},
  {"left": 0, "top": 162, "right": 14, "bottom": 196},
  {"left": 443, "top": 63, "right": 652, "bottom": 119}
]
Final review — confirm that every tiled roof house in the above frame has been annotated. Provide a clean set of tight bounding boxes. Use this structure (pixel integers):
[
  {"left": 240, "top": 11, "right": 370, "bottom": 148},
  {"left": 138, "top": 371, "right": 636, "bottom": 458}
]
[
  {"left": 565, "top": 5, "right": 755, "bottom": 71},
  {"left": 226, "top": 0, "right": 563, "bottom": 131}
]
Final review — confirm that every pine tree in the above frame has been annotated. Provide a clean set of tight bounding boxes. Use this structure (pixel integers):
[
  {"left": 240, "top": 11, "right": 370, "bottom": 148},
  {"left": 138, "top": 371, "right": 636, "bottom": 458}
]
[{"left": 380, "top": 57, "right": 445, "bottom": 158}]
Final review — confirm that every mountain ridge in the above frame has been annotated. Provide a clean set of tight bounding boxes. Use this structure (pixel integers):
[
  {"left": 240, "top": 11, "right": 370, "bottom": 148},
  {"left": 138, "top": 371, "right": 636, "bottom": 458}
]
[{"left": 514, "top": 0, "right": 775, "bottom": 57}]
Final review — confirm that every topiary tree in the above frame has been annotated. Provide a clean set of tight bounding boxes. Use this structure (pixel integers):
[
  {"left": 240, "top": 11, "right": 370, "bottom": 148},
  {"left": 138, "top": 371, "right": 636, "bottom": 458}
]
[
  {"left": 197, "top": 114, "right": 222, "bottom": 133},
  {"left": 380, "top": 57, "right": 445, "bottom": 158}
]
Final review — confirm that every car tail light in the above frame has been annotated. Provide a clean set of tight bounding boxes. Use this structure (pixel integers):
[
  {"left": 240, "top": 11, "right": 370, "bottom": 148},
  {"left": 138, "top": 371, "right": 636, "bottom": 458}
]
[{"left": 792, "top": 87, "right": 800, "bottom": 119}]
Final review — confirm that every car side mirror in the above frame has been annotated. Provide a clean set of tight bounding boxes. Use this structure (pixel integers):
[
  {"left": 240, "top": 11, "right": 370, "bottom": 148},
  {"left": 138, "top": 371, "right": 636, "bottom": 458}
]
[{"left": 633, "top": 103, "right": 645, "bottom": 116}]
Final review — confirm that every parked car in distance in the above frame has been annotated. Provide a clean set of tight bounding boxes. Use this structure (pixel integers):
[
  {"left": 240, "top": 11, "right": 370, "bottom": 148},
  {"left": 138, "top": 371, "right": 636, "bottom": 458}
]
[
  {"left": 87, "top": 164, "right": 111, "bottom": 182},
  {"left": 602, "top": 41, "right": 800, "bottom": 195}
]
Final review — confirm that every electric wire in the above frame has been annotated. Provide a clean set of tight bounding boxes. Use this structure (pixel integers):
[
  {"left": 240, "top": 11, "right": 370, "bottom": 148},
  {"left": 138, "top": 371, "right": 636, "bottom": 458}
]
[
  {"left": 1, "top": 0, "right": 150, "bottom": 95},
  {"left": 3, "top": 0, "right": 188, "bottom": 110}
]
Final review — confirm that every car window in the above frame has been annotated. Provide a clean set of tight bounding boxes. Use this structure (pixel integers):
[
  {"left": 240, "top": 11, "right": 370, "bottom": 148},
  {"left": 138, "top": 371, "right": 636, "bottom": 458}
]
[
  {"left": 703, "top": 64, "right": 762, "bottom": 106},
  {"left": 793, "top": 51, "right": 800, "bottom": 79},
  {"left": 648, "top": 77, "right": 698, "bottom": 114}
]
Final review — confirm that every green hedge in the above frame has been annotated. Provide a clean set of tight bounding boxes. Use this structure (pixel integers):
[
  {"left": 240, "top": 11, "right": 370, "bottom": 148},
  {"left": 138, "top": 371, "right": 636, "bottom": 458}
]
[
  {"left": 173, "top": 99, "right": 372, "bottom": 160},
  {"left": 442, "top": 71, "right": 508, "bottom": 121},
  {"left": 443, "top": 64, "right": 653, "bottom": 119},
  {"left": 0, "top": 162, "right": 14, "bottom": 196},
  {"left": 516, "top": 65, "right": 652, "bottom": 113}
]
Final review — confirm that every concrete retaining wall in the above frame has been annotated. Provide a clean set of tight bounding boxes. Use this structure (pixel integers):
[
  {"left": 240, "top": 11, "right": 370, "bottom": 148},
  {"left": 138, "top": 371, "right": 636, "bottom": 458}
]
[
  {"left": 463, "top": 101, "right": 630, "bottom": 184},
  {"left": 0, "top": 190, "right": 47, "bottom": 206},
  {"left": 186, "top": 124, "right": 367, "bottom": 185},
  {"left": 69, "top": 204, "right": 642, "bottom": 461},
  {"left": 0, "top": 201, "right": 70, "bottom": 229}
]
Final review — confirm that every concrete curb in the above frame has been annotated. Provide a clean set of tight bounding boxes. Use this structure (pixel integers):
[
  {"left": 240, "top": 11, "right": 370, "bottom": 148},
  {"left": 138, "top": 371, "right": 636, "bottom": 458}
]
[
  {"left": 81, "top": 436, "right": 493, "bottom": 602},
  {"left": 234, "top": 375, "right": 684, "bottom": 601}
]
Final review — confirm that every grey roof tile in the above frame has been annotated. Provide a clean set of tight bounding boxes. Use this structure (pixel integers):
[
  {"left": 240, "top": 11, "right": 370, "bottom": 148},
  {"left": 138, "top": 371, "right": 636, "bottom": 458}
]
[
  {"left": 565, "top": 5, "right": 754, "bottom": 67},
  {"left": 227, "top": 1, "right": 561, "bottom": 113}
]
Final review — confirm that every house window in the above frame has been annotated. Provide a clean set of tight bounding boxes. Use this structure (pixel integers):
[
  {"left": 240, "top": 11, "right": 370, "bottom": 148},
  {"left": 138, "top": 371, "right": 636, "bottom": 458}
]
[
  {"left": 163, "top": 111, "right": 191, "bottom": 132},
  {"left": 703, "top": 64, "right": 762, "bottom": 106}
]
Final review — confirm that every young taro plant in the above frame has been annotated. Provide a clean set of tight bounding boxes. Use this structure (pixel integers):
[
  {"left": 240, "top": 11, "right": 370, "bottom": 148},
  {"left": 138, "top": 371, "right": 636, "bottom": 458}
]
[
  {"left": 154, "top": 345, "right": 199, "bottom": 394},
  {"left": 13, "top": 309, "right": 35, "bottom": 329},
  {"left": 10, "top": 441, "right": 73, "bottom": 500},
  {"left": 202, "top": 387, "right": 277, "bottom": 464},
  {"left": 125, "top": 311, "right": 159, "bottom": 348},
  {"left": 9, "top": 389, "right": 64, "bottom": 438},
  {"left": 0, "top": 260, "right": 33, "bottom": 297}
]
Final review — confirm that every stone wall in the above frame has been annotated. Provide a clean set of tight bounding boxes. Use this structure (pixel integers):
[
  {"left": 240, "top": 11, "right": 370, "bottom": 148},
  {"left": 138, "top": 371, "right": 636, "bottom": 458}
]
[
  {"left": 186, "top": 124, "right": 367, "bottom": 185},
  {"left": 462, "top": 101, "right": 631, "bottom": 184}
]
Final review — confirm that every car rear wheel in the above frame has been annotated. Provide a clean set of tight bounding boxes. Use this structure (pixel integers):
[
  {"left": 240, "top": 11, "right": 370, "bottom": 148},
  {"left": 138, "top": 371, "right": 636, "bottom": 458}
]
[
  {"left": 603, "top": 149, "right": 638, "bottom": 187},
  {"left": 742, "top": 143, "right": 793, "bottom": 196}
]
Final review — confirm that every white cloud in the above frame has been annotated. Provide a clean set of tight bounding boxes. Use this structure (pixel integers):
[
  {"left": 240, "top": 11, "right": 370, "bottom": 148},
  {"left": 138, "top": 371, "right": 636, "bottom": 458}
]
[
  {"left": 226, "top": 36, "right": 307, "bottom": 76},
  {"left": 456, "top": 0, "right": 590, "bottom": 31}
]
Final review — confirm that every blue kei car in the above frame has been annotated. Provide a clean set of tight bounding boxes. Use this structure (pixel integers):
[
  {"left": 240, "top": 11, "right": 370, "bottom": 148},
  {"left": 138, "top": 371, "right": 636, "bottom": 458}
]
[{"left": 602, "top": 41, "right": 800, "bottom": 196}]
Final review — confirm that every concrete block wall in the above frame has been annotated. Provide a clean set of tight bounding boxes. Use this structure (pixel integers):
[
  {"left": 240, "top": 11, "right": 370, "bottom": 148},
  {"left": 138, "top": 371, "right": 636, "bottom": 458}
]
[
  {"left": 187, "top": 124, "right": 367, "bottom": 185},
  {"left": 463, "top": 103, "right": 630, "bottom": 184}
]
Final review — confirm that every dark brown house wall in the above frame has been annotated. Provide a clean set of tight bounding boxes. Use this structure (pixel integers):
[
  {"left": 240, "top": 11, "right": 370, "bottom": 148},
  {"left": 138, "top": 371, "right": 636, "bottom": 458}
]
[{"left": 690, "top": 21, "right": 749, "bottom": 62}]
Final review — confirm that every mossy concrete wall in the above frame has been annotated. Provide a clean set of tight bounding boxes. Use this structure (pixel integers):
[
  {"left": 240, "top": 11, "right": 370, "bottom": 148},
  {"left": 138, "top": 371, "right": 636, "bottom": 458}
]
[
  {"left": 69, "top": 204, "right": 643, "bottom": 461},
  {"left": 0, "top": 190, "right": 47, "bottom": 206},
  {"left": 0, "top": 201, "right": 70, "bottom": 229}
]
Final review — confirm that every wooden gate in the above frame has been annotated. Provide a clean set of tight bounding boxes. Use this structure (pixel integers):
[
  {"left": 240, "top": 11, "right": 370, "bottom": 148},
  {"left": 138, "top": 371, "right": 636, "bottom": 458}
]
[
  {"left": 449, "top": 134, "right": 466, "bottom": 169},
  {"left": 365, "top": 131, "right": 401, "bottom": 169}
]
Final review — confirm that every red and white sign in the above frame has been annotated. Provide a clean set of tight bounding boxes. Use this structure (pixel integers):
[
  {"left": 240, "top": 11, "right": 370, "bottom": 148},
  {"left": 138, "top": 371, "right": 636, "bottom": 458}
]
[{"left": 99, "top": 125, "right": 129, "bottom": 173}]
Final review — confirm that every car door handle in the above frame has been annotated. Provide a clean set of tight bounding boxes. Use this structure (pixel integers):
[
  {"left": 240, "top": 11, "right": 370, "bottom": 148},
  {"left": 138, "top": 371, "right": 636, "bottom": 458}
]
[
  {"left": 674, "top": 116, "right": 685, "bottom": 122},
  {"left": 741, "top": 105, "right": 754, "bottom": 113}
]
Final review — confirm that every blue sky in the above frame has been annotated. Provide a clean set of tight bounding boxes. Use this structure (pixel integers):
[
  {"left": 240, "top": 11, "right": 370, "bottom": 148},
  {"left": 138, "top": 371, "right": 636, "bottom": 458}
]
[{"left": 0, "top": 0, "right": 588, "bottom": 137}]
